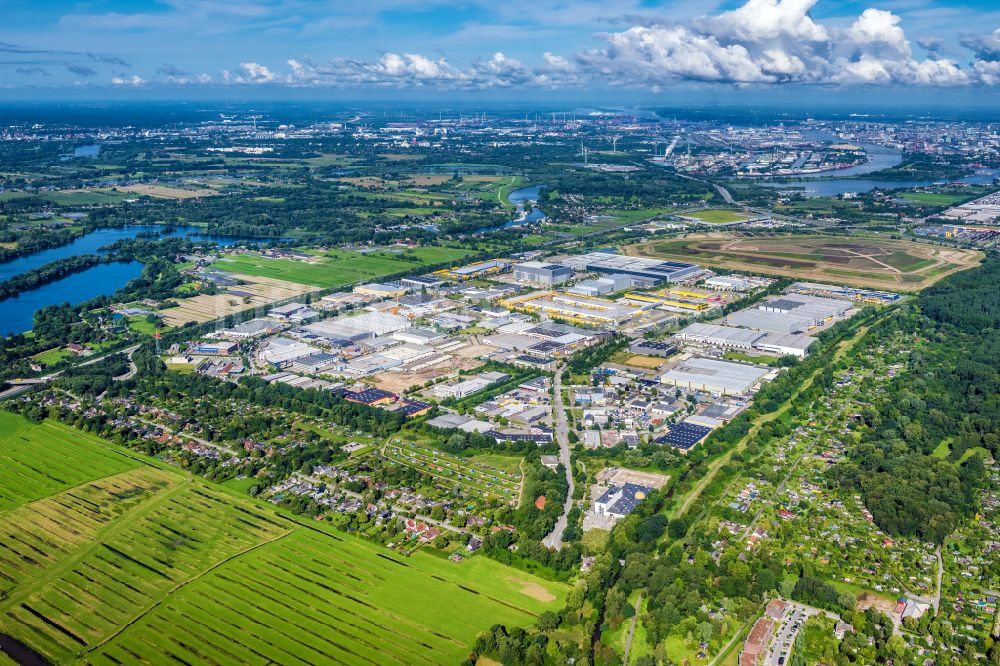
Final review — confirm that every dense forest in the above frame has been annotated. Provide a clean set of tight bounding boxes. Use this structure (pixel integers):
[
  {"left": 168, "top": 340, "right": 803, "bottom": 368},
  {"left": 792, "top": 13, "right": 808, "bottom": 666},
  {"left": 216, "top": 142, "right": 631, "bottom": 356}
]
[{"left": 834, "top": 254, "right": 999, "bottom": 543}]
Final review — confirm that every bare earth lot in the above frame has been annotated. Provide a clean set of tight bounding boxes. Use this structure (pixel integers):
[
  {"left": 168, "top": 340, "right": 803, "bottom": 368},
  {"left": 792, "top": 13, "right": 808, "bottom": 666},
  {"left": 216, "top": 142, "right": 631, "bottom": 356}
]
[
  {"left": 158, "top": 273, "right": 319, "bottom": 325},
  {"left": 119, "top": 183, "right": 220, "bottom": 199},
  {"left": 627, "top": 232, "right": 982, "bottom": 291}
]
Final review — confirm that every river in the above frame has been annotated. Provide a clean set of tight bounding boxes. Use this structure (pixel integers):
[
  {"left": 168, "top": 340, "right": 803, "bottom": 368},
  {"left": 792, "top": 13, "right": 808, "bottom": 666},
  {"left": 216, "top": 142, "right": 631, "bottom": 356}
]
[
  {"left": 761, "top": 170, "right": 999, "bottom": 197},
  {"left": 755, "top": 137, "right": 998, "bottom": 196},
  {"left": 0, "top": 225, "right": 265, "bottom": 337},
  {"left": 472, "top": 184, "right": 546, "bottom": 234}
]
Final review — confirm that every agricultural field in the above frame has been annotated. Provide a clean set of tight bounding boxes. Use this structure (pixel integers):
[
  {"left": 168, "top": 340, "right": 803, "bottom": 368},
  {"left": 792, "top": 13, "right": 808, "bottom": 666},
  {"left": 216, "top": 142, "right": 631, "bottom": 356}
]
[
  {"left": 0, "top": 414, "right": 564, "bottom": 665},
  {"left": 628, "top": 232, "right": 982, "bottom": 291},
  {"left": 214, "top": 247, "right": 474, "bottom": 289},
  {"left": 30, "top": 346, "right": 73, "bottom": 366},
  {"left": 0, "top": 188, "right": 135, "bottom": 205},
  {"left": 157, "top": 272, "right": 318, "bottom": 326},
  {"left": 118, "top": 183, "right": 221, "bottom": 199}
]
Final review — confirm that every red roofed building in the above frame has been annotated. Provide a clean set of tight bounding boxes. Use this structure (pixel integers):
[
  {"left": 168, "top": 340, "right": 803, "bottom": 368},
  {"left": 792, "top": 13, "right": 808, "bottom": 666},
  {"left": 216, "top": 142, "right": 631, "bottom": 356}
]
[{"left": 739, "top": 617, "right": 774, "bottom": 666}]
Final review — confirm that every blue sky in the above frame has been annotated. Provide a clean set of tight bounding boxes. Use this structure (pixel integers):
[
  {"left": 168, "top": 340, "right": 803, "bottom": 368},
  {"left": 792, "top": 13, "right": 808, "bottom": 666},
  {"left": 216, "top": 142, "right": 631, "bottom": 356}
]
[{"left": 3, "top": 0, "right": 1000, "bottom": 97}]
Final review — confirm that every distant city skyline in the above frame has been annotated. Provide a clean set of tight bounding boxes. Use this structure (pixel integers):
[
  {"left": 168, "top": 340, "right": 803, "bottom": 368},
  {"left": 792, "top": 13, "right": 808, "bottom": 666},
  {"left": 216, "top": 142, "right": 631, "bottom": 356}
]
[{"left": 4, "top": 0, "right": 1000, "bottom": 98}]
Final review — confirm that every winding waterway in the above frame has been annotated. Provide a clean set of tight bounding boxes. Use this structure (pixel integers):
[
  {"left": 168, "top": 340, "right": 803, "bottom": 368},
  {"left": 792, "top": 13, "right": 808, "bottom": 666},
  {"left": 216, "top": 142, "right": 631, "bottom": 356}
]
[
  {"left": 473, "top": 184, "right": 546, "bottom": 233},
  {"left": 756, "top": 139, "right": 997, "bottom": 196}
]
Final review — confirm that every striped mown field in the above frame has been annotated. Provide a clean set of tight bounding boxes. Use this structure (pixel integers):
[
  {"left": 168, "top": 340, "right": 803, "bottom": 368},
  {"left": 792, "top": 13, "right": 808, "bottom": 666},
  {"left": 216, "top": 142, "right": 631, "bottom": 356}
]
[{"left": 0, "top": 412, "right": 566, "bottom": 665}]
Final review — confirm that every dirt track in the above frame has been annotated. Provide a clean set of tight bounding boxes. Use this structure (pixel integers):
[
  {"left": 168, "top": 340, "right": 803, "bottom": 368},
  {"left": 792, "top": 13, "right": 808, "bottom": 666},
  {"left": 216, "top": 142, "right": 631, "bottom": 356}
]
[{"left": 627, "top": 232, "right": 982, "bottom": 291}]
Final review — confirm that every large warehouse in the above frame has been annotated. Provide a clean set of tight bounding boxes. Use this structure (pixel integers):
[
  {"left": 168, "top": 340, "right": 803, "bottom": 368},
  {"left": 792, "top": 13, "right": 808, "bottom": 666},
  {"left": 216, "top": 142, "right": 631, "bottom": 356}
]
[
  {"left": 559, "top": 252, "right": 702, "bottom": 284},
  {"left": 726, "top": 293, "right": 852, "bottom": 334},
  {"left": 676, "top": 322, "right": 765, "bottom": 349},
  {"left": 675, "top": 322, "right": 815, "bottom": 357},
  {"left": 513, "top": 261, "right": 573, "bottom": 285},
  {"left": 303, "top": 311, "right": 410, "bottom": 342},
  {"left": 660, "top": 357, "right": 771, "bottom": 394}
]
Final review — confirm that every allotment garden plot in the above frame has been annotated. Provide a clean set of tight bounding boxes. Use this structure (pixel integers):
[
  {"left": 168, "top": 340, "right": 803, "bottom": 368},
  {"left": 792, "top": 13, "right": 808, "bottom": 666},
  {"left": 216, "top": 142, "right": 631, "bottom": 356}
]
[{"left": 384, "top": 441, "right": 522, "bottom": 504}]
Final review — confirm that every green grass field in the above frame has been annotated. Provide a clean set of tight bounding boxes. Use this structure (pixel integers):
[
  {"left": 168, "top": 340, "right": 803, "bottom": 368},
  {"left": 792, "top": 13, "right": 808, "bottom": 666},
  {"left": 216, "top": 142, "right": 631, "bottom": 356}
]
[
  {"left": 0, "top": 416, "right": 140, "bottom": 510},
  {"left": 216, "top": 247, "right": 474, "bottom": 288},
  {"left": 685, "top": 208, "right": 751, "bottom": 224},
  {"left": 0, "top": 413, "right": 566, "bottom": 664},
  {"left": 30, "top": 346, "right": 73, "bottom": 366},
  {"left": 899, "top": 192, "right": 968, "bottom": 206}
]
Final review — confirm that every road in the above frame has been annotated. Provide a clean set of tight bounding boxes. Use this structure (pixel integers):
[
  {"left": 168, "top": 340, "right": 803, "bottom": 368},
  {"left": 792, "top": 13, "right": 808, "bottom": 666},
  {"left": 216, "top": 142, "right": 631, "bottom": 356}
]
[
  {"left": 621, "top": 593, "right": 642, "bottom": 665},
  {"left": 675, "top": 172, "right": 735, "bottom": 204},
  {"left": 934, "top": 546, "right": 943, "bottom": 614},
  {"left": 114, "top": 346, "right": 140, "bottom": 381},
  {"left": 542, "top": 365, "right": 575, "bottom": 550},
  {"left": 0, "top": 344, "right": 141, "bottom": 400}
]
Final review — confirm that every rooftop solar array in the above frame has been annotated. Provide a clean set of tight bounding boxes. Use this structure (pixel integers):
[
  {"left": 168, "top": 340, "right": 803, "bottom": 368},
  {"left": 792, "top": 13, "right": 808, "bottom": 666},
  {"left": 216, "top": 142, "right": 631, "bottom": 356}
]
[{"left": 654, "top": 421, "right": 713, "bottom": 450}]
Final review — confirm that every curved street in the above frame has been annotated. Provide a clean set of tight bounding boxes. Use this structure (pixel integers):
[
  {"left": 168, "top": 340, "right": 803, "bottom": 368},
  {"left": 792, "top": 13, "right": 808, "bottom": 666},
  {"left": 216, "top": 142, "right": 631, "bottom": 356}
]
[{"left": 542, "top": 364, "right": 575, "bottom": 551}]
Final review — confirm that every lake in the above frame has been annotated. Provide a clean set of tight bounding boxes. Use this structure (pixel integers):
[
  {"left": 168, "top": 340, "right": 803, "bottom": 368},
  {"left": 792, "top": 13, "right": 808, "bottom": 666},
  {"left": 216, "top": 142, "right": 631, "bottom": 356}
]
[
  {"left": 0, "top": 225, "right": 267, "bottom": 337},
  {"left": 0, "top": 225, "right": 258, "bottom": 283},
  {"left": 0, "top": 261, "right": 143, "bottom": 336}
]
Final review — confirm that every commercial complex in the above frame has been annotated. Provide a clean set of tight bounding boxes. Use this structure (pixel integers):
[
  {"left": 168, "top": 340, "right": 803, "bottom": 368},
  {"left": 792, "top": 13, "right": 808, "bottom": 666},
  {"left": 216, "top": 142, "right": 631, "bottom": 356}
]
[
  {"left": 512, "top": 261, "right": 573, "bottom": 285},
  {"left": 501, "top": 291, "right": 641, "bottom": 327}
]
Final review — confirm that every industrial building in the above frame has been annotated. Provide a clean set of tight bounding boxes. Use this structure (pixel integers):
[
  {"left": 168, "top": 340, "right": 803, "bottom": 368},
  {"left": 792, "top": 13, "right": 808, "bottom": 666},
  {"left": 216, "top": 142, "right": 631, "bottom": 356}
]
[
  {"left": 512, "top": 261, "right": 572, "bottom": 285},
  {"left": 754, "top": 332, "right": 814, "bottom": 358},
  {"left": 726, "top": 294, "right": 852, "bottom": 334},
  {"left": 267, "top": 302, "right": 311, "bottom": 320},
  {"left": 788, "top": 282, "right": 902, "bottom": 305},
  {"left": 559, "top": 252, "right": 702, "bottom": 284},
  {"left": 660, "top": 357, "right": 771, "bottom": 395},
  {"left": 354, "top": 282, "right": 408, "bottom": 298},
  {"left": 260, "top": 337, "right": 320, "bottom": 366},
  {"left": 676, "top": 322, "right": 814, "bottom": 358},
  {"left": 400, "top": 275, "right": 446, "bottom": 290},
  {"left": 623, "top": 292, "right": 712, "bottom": 312},
  {"left": 676, "top": 322, "right": 765, "bottom": 350},
  {"left": 191, "top": 341, "right": 238, "bottom": 355},
  {"left": 567, "top": 278, "right": 615, "bottom": 297},
  {"left": 223, "top": 318, "right": 282, "bottom": 339},
  {"left": 501, "top": 291, "right": 641, "bottom": 327},
  {"left": 704, "top": 275, "right": 753, "bottom": 291},
  {"left": 629, "top": 340, "right": 678, "bottom": 358},
  {"left": 434, "top": 259, "right": 510, "bottom": 281},
  {"left": 303, "top": 311, "right": 410, "bottom": 342},
  {"left": 433, "top": 371, "right": 511, "bottom": 399}
]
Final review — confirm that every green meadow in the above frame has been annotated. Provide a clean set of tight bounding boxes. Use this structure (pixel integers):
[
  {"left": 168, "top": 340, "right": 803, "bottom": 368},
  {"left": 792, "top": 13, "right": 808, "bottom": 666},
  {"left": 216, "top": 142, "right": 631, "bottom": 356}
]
[{"left": 216, "top": 246, "right": 475, "bottom": 288}]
